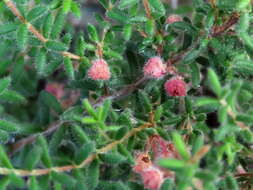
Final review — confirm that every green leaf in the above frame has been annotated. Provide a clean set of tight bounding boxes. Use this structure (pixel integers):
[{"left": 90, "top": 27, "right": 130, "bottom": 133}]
[
  {"left": 99, "top": 152, "right": 126, "bottom": 164},
  {"left": 71, "top": 2, "right": 81, "bottom": 18},
  {"left": 159, "top": 159, "right": 185, "bottom": 169},
  {"left": 154, "top": 105, "right": 163, "bottom": 121},
  {"left": 45, "top": 40, "right": 68, "bottom": 51},
  {"left": 145, "top": 19, "right": 155, "bottom": 36},
  {"left": 37, "top": 135, "right": 52, "bottom": 168},
  {"left": 107, "top": 9, "right": 128, "bottom": 23},
  {"left": 72, "top": 125, "right": 90, "bottom": 144},
  {"left": 190, "top": 62, "right": 200, "bottom": 88},
  {"left": 148, "top": 0, "right": 165, "bottom": 16},
  {"left": 183, "top": 49, "right": 201, "bottom": 63},
  {"left": 208, "top": 69, "right": 222, "bottom": 97},
  {"left": 83, "top": 99, "right": 97, "bottom": 119},
  {"left": 237, "top": 0, "right": 251, "bottom": 10},
  {"left": 51, "top": 10, "right": 66, "bottom": 39},
  {"left": 195, "top": 171, "right": 216, "bottom": 182},
  {"left": 0, "top": 77, "right": 11, "bottom": 95},
  {"left": 172, "top": 132, "right": 190, "bottom": 160},
  {"left": 0, "top": 90, "right": 26, "bottom": 104},
  {"left": 43, "top": 13, "right": 54, "bottom": 38},
  {"left": 123, "top": 24, "right": 132, "bottom": 41},
  {"left": 99, "top": 99, "right": 111, "bottom": 121},
  {"left": 29, "top": 176, "right": 39, "bottom": 190},
  {"left": 117, "top": 144, "right": 134, "bottom": 164},
  {"left": 63, "top": 57, "right": 75, "bottom": 80},
  {"left": 86, "top": 159, "right": 99, "bottom": 190},
  {"left": 115, "top": 126, "right": 128, "bottom": 140},
  {"left": 35, "top": 49, "right": 46, "bottom": 75},
  {"left": 51, "top": 171, "right": 77, "bottom": 188},
  {"left": 24, "top": 146, "right": 42, "bottom": 170},
  {"left": 225, "top": 175, "right": 239, "bottom": 190},
  {"left": 40, "top": 91, "right": 62, "bottom": 114},
  {"left": 0, "top": 177, "right": 10, "bottom": 190},
  {"left": 0, "top": 145, "right": 13, "bottom": 168},
  {"left": 195, "top": 97, "right": 220, "bottom": 107},
  {"left": 0, "top": 23, "right": 17, "bottom": 35},
  {"left": 138, "top": 90, "right": 152, "bottom": 112},
  {"left": 9, "top": 174, "right": 25, "bottom": 188},
  {"left": 236, "top": 114, "right": 253, "bottom": 123},
  {"left": 82, "top": 117, "right": 98, "bottom": 124},
  {"left": 118, "top": 0, "right": 138, "bottom": 9},
  {"left": 17, "top": 24, "right": 28, "bottom": 50},
  {"left": 87, "top": 24, "right": 99, "bottom": 42},
  {"left": 75, "top": 142, "right": 95, "bottom": 164},
  {"left": 98, "top": 0, "right": 109, "bottom": 9},
  {"left": 0, "top": 120, "right": 19, "bottom": 133},
  {"left": 160, "top": 179, "right": 173, "bottom": 190},
  {"left": 62, "top": 0, "right": 72, "bottom": 14},
  {"left": 27, "top": 6, "right": 47, "bottom": 21},
  {"left": 0, "top": 130, "right": 9, "bottom": 143}
]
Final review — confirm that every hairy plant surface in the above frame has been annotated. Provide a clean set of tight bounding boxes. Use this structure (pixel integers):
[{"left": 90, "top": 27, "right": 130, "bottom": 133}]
[{"left": 0, "top": 0, "right": 253, "bottom": 189}]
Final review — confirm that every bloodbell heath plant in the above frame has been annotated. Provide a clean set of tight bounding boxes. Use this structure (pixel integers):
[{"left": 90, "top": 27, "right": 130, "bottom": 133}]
[
  {"left": 166, "top": 14, "right": 183, "bottom": 24},
  {"left": 143, "top": 56, "right": 167, "bottom": 79},
  {"left": 1, "top": 0, "right": 253, "bottom": 189},
  {"left": 88, "top": 59, "right": 111, "bottom": 81},
  {"left": 164, "top": 77, "right": 187, "bottom": 97}
]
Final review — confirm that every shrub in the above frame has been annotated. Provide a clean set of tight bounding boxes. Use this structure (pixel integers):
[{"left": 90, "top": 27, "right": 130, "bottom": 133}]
[{"left": 0, "top": 0, "right": 253, "bottom": 189}]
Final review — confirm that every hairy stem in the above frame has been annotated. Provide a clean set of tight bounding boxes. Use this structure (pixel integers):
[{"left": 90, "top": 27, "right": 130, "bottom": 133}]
[
  {"left": 3, "top": 0, "right": 81, "bottom": 60},
  {"left": 1, "top": 123, "right": 152, "bottom": 176}
]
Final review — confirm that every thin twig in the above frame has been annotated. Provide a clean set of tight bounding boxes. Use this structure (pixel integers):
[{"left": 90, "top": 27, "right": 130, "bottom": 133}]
[
  {"left": 211, "top": 12, "right": 240, "bottom": 37},
  {"left": 188, "top": 145, "right": 210, "bottom": 164},
  {"left": 235, "top": 173, "right": 253, "bottom": 178},
  {"left": 3, "top": 0, "right": 81, "bottom": 60},
  {"left": 1, "top": 123, "right": 152, "bottom": 176},
  {"left": 142, "top": 0, "right": 152, "bottom": 19}
]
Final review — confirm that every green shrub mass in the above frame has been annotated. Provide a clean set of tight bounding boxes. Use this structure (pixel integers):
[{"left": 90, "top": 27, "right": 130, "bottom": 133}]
[{"left": 0, "top": 0, "right": 253, "bottom": 189}]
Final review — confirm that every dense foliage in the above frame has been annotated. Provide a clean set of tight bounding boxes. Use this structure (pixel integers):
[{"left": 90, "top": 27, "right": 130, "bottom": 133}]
[{"left": 0, "top": 0, "right": 253, "bottom": 189}]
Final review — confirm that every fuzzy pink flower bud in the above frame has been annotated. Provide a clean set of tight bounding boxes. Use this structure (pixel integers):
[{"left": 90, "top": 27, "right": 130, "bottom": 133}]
[
  {"left": 87, "top": 59, "right": 111, "bottom": 80},
  {"left": 143, "top": 57, "right": 167, "bottom": 78},
  {"left": 141, "top": 167, "right": 164, "bottom": 190},
  {"left": 45, "top": 83, "right": 65, "bottom": 100},
  {"left": 133, "top": 153, "right": 152, "bottom": 174},
  {"left": 164, "top": 78, "right": 187, "bottom": 97},
  {"left": 166, "top": 14, "right": 182, "bottom": 24}
]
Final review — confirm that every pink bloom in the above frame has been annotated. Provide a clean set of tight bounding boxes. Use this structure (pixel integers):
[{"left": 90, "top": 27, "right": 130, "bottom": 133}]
[
  {"left": 45, "top": 83, "right": 64, "bottom": 100},
  {"left": 143, "top": 57, "right": 167, "bottom": 79},
  {"left": 133, "top": 153, "right": 152, "bottom": 174},
  {"left": 88, "top": 59, "right": 111, "bottom": 80},
  {"left": 141, "top": 167, "right": 164, "bottom": 190},
  {"left": 148, "top": 135, "right": 180, "bottom": 161},
  {"left": 164, "top": 78, "right": 187, "bottom": 97},
  {"left": 166, "top": 14, "right": 182, "bottom": 24}
]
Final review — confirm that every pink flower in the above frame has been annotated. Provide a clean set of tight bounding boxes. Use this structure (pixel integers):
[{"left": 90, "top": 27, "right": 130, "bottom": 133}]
[
  {"left": 87, "top": 59, "right": 111, "bottom": 80},
  {"left": 143, "top": 57, "right": 167, "bottom": 79},
  {"left": 166, "top": 14, "right": 182, "bottom": 24},
  {"left": 133, "top": 153, "right": 152, "bottom": 174},
  {"left": 141, "top": 167, "right": 164, "bottom": 190},
  {"left": 148, "top": 135, "right": 180, "bottom": 161},
  {"left": 164, "top": 78, "right": 187, "bottom": 97},
  {"left": 45, "top": 83, "right": 64, "bottom": 100}
]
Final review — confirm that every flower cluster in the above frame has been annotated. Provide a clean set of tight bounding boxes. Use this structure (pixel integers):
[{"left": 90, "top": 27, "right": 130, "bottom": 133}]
[
  {"left": 133, "top": 135, "right": 180, "bottom": 190},
  {"left": 143, "top": 57, "right": 167, "bottom": 79},
  {"left": 164, "top": 77, "right": 187, "bottom": 97},
  {"left": 166, "top": 14, "right": 183, "bottom": 24},
  {"left": 143, "top": 56, "right": 187, "bottom": 97},
  {"left": 87, "top": 59, "right": 111, "bottom": 81}
]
